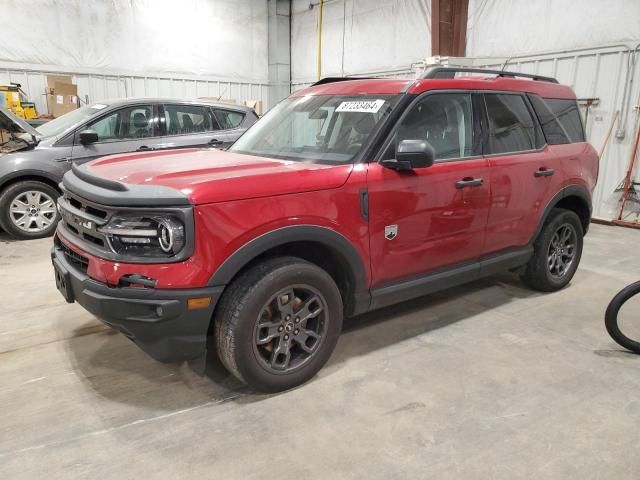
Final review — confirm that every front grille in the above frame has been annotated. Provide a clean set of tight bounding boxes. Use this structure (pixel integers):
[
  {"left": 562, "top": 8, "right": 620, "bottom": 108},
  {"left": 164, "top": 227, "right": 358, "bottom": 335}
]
[
  {"left": 58, "top": 189, "right": 112, "bottom": 254},
  {"left": 57, "top": 238, "right": 89, "bottom": 273},
  {"left": 66, "top": 194, "right": 108, "bottom": 218}
]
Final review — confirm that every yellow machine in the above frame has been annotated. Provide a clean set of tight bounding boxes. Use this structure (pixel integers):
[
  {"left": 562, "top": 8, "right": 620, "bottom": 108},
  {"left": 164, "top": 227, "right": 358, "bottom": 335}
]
[{"left": 0, "top": 83, "right": 38, "bottom": 120}]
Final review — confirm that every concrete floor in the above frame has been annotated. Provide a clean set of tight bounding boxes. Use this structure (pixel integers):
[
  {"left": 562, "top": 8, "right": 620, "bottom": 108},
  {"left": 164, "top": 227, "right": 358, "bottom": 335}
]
[{"left": 1, "top": 223, "right": 639, "bottom": 479}]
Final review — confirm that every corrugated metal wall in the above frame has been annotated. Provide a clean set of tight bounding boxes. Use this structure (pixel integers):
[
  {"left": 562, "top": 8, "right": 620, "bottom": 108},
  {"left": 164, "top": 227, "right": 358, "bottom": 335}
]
[
  {"left": 467, "top": 44, "right": 640, "bottom": 220},
  {"left": 0, "top": 65, "right": 270, "bottom": 117}
]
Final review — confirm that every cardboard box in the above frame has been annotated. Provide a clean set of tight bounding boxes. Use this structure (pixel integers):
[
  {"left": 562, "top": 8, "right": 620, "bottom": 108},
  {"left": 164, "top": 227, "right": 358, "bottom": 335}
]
[
  {"left": 46, "top": 75, "right": 78, "bottom": 118},
  {"left": 198, "top": 96, "right": 237, "bottom": 105},
  {"left": 197, "top": 97, "right": 263, "bottom": 115},
  {"left": 243, "top": 99, "right": 263, "bottom": 115}
]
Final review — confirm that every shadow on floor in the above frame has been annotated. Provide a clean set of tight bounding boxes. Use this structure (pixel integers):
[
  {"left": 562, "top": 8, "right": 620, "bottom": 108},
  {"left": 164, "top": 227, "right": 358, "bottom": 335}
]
[
  {"left": 0, "top": 231, "right": 18, "bottom": 243},
  {"left": 64, "top": 271, "right": 540, "bottom": 407}
]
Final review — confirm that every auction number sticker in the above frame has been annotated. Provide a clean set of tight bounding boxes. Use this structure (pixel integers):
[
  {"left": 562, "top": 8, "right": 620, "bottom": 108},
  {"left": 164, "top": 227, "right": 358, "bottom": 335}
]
[
  {"left": 91, "top": 104, "right": 108, "bottom": 110},
  {"left": 336, "top": 99, "right": 385, "bottom": 113}
]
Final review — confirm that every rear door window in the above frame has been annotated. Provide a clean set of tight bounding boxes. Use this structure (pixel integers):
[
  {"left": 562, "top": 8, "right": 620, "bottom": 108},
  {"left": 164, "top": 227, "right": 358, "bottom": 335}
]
[
  {"left": 213, "top": 109, "right": 245, "bottom": 129},
  {"left": 545, "top": 99, "right": 585, "bottom": 142},
  {"left": 164, "top": 104, "right": 218, "bottom": 135},
  {"left": 484, "top": 94, "right": 544, "bottom": 155}
]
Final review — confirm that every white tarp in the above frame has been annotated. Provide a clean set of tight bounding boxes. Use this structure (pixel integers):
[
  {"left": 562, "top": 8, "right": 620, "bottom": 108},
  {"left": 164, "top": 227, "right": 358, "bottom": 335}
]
[
  {"left": 0, "top": 0, "right": 268, "bottom": 82},
  {"left": 467, "top": 0, "right": 640, "bottom": 57},
  {"left": 291, "top": 0, "right": 430, "bottom": 85}
]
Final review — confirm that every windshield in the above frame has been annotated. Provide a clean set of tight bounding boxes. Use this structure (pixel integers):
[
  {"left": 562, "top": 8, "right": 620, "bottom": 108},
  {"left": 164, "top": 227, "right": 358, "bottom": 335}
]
[
  {"left": 36, "top": 104, "right": 109, "bottom": 138},
  {"left": 230, "top": 94, "right": 400, "bottom": 163}
]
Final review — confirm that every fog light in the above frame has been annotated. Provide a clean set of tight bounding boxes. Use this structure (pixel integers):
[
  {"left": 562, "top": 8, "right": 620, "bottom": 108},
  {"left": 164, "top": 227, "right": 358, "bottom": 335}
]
[
  {"left": 156, "top": 306, "right": 164, "bottom": 317},
  {"left": 187, "top": 297, "right": 211, "bottom": 310}
]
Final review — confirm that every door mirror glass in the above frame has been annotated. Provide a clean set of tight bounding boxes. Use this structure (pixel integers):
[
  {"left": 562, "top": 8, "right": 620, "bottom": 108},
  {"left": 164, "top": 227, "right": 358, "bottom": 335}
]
[{"left": 78, "top": 129, "right": 99, "bottom": 144}]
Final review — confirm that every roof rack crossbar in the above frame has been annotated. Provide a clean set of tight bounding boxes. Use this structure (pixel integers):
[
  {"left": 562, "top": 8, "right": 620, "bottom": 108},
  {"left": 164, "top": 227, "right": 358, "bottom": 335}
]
[{"left": 421, "top": 67, "right": 559, "bottom": 84}]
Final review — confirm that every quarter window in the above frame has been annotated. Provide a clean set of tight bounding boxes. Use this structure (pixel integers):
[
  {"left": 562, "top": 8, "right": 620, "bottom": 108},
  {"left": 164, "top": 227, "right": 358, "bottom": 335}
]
[
  {"left": 528, "top": 94, "right": 570, "bottom": 145},
  {"left": 213, "top": 109, "right": 244, "bottom": 129},
  {"left": 546, "top": 99, "right": 585, "bottom": 142},
  {"left": 397, "top": 93, "right": 474, "bottom": 160},
  {"left": 86, "top": 105, "right": 154, "bottom": 142},
  {"left": 164, "top": 105, "right": 217, "bottom": 135},
  {"left": 484, "top": 94, "right": 543, "bottom": 154}
]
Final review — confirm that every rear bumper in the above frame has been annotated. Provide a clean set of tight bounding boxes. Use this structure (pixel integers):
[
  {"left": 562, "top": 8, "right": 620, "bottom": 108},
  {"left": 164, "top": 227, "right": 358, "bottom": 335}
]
[{"left": 51, "top": 241, "right": 223, "bottom": 362}]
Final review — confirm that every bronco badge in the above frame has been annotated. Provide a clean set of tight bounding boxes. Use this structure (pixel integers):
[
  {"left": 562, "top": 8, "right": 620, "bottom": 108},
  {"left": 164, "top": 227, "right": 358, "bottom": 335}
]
[{"left": 385, "top": 224, "right": 398, "bottom": 240}]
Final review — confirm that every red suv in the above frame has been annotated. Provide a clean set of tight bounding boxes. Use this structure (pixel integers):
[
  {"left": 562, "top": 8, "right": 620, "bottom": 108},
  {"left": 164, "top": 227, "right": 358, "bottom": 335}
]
[{"left": 52, "top": 67, "right": 598, "bottom": 392}]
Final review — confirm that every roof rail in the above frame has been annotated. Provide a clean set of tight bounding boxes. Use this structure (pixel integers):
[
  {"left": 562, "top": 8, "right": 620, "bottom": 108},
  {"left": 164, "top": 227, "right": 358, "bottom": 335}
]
[
  {"left": 421, "top": 67, "right": 559, "bottom": 84},
  {"left": 311, "top": 76, "right": 378, "bottom": 86}
]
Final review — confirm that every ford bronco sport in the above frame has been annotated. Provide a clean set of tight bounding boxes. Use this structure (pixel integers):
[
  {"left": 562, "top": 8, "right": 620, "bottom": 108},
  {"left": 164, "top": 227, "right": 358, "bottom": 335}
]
[{"left": 52, "top": 67, "right": 598, "bottom": 392}]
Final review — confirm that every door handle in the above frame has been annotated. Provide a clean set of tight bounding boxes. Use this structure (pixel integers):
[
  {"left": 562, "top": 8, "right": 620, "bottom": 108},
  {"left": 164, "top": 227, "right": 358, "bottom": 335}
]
[
  {"left": 455, "top": 177, "right": 484, "bottom": 189},
  {"left": 534, "top": 167, "right": 555, "bottom": 177},
  {"left": 136, "top": 145, "right": 153, "bottom": 152},
  {"left": 208, "top": 138, "right": 223, "bottom": 146}
]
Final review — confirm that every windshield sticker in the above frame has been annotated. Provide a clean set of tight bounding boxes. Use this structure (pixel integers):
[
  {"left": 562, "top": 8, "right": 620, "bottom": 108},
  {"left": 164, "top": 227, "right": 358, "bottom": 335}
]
[
  {"left": 336, "top": 99, "right": 385, "bottom": 113},
  {"left": 91, "top": 104, "right": 108, "bottom": 110}
]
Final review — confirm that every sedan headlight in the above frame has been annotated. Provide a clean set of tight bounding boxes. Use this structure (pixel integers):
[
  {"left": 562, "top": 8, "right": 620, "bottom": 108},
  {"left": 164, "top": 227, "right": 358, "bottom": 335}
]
[{"left": 98, "top": 215, "right": 186, "bottom": 258}]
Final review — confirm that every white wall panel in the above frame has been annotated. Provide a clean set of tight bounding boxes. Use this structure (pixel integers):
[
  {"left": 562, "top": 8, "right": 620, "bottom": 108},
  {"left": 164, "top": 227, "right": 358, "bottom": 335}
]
[
  {"left": 1, "top": 0, "right": 268, "bottom": 82},
  {"left": 467, "top": 0, "right": 640, "bottom": 58},
  {"left": 291, "top": 0, "right": 430, "bottom": 85}
]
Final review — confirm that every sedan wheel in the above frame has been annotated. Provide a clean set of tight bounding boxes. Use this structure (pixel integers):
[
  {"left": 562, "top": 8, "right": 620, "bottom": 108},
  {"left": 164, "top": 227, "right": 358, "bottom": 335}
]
[
  {"left": 9, "top": 190, "right": 57, "bottom": 234},
  {"left": 0, "top": 180, "right": 61, "bottom": 240}
]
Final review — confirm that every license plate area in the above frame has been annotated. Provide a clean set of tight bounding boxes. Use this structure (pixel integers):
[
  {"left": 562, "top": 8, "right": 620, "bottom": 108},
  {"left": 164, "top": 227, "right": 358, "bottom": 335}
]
[{"left": 53, "top": 258, "right": 75, "bottom": 303}]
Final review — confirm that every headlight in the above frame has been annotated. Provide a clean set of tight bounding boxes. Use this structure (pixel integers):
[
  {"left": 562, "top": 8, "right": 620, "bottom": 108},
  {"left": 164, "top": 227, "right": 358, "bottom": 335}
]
[{"left": 98, "top": 215, "right": 186, "bottom": 258}]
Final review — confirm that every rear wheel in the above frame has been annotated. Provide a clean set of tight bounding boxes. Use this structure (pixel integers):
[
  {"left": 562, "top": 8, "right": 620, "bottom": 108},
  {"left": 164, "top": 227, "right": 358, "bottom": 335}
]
[
  {"left": 214, "top": 257, "right": 343, "bottom": 392},
  {"left": 520, "top": 208, "right": 583, "bottom": 292},
  {"left": 0, "top": 180, "right": 60, "bottom": 240}
]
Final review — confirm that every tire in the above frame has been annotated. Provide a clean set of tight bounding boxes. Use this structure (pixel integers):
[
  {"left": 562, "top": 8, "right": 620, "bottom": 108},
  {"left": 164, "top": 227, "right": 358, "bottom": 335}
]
[
  {"left": 605, "top": 281, "right": 640, "bottom": 354},
  {"left": 214, "top": 256, "right": 343, "bottom": 393},
  {"left": 520, "top": 208, "right": 583, "bottom": 292},
  {"left": 0, "top": 180, "right": 60, "bottom": 240}
]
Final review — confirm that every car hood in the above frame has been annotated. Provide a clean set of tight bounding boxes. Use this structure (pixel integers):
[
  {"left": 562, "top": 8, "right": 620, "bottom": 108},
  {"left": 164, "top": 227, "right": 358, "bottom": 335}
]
[
  {"left": 83, "top": 148, "right": 354, "bottom": 205},
  {"left": 0, "top": 105, "right": 40, "bottom": 146}
]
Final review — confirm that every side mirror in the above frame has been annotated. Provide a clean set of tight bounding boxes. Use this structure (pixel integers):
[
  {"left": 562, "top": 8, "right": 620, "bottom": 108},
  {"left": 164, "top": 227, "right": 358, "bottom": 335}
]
[
  {"left": 78, "top": 129, "right": 99, "bottom": 145},
  {"left": 382, "top": 139, "right": 435, "bottom": 171}
]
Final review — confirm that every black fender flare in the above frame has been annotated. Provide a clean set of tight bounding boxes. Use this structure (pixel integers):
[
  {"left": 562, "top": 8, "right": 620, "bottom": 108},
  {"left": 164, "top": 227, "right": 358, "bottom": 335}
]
[
  {"left": 207, "top": 225, "right": 371, "bottom": 315},
  {"left": 529, "top": 184, "right": 592, "bottom": 244}
]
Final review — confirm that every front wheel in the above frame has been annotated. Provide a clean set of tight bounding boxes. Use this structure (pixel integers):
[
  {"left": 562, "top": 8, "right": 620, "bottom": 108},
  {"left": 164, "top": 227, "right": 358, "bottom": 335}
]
[
  {"left": 214, "top": 257, "right": 343, "bottom": 392},
  {"left": 605, "top": 281, "right": 640, "bottom": 354},
  {"left": 520, "top": 208, "right": 584, "bottom": 292},
  {"left": 0, "top": 180, "right": 60, "bottom": 240}
]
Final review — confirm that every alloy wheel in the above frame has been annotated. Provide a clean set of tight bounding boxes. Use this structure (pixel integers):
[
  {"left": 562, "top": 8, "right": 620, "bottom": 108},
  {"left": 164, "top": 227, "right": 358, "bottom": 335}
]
[
  {"left": 9, "top": 190, "right": 57, "bottom": 233},
  {"left": 253, "top": 285, "right": 328, "bottom": 373},
  {"left": 547, "top": 223, "right": 577, "bottom": 278}
]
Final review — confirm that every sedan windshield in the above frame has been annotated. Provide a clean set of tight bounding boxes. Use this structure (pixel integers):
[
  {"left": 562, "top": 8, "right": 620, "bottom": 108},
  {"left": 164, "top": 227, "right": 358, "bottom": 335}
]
[
  {"left": 36, "top": 104, "right": 109, "bottom": 138},
  {"left": 230, "top": 94, "right": 400, "bottom": 163}
]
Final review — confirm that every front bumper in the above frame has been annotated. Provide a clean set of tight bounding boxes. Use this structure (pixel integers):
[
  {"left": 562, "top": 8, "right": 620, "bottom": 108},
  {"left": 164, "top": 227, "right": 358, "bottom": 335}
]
[{"left": 51, "top": 241, "right": 223, "bottom": 362}]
